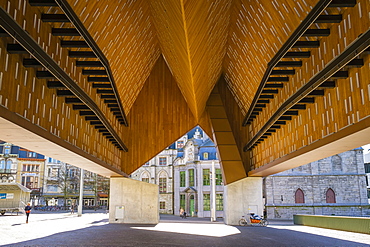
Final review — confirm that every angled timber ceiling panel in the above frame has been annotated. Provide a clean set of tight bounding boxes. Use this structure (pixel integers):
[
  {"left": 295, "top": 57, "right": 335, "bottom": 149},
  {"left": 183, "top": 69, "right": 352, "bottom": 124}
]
[
  {"left": 149, "top": 0, "right": 232, "bottom": 120},
  {"left": 224, "top": 0, "right": 319, "bottom": 116},
  {"left": 66, "top": 0, "right": 161, "bottom": 113},
  {"left": 121, "top": 56, "right": 197, "bottom": 174}
]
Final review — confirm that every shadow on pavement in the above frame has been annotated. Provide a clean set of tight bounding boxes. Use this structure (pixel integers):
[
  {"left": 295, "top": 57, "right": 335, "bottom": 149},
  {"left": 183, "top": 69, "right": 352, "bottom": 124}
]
[{"left": 5, "top": 219, "right": 369, "bottom": 247}]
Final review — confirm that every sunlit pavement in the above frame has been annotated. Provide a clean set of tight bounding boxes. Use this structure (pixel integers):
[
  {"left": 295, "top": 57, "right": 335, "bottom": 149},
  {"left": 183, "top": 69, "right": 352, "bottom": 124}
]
[{"left": 0, "top": 211, "right": 370, "bottom": 246}]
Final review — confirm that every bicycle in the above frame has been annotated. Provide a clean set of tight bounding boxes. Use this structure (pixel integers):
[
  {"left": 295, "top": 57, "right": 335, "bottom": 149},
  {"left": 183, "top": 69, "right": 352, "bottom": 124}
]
[{"left": 239, "top": 213, "right": 268, "bottom": 227}]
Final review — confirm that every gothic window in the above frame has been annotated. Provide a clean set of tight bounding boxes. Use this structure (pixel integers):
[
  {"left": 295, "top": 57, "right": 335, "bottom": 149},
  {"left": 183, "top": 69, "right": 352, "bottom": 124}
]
[
  {"left": 159, "top": 157, "right": 167, "bottom": 165},
  {"left": 332, "top": 155, "right": 342, "bottom": 172},
  {"left": 141, "top": 172, "right": 150, "bottom": 183},
  {"left": 203, "top": 169, "right": 210, "bottom": 185},
  {"left": 160, "top": 201, "right": 166, "bottom": 209},
  {"left": 203, "top": 194, "right": 210, "bottom": 211},
  {"left": 295, "top": 189, "right": 305, "bottom": 203},
  {"left": 216, "top": 169, "right": 222, "bottom": 185},
  {"left": 188, "top": 169, "right": 194, "bottom": 186},
  {"left": 159, "top": 171, "right": 167, "bottom": 193},
  {"left": 216, "top": 194, "right": 223, "bottom": 211},
  {"left": 180, "top": 171, "right": 185, "bottom": 187},
  {"left": 326, "top": 188, "right": 336, "bottom": 203}
]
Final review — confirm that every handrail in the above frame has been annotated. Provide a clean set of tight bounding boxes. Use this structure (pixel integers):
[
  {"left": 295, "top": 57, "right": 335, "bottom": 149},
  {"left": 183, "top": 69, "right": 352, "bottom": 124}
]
[
  {"left": 0, "top": 7, "right": 128, "bottom": 152},
  {"left": 55, "top": 0, "right": 128, "bottom": 127},
  {"left": 244, "top": 30, "right": 370, "bottom": 151},
  {"left": 242, "top": 0, "right": 332, "bottom": 126}
]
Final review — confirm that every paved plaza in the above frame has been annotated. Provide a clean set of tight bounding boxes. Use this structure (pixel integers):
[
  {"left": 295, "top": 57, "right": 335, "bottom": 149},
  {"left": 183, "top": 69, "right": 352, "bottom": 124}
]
[{"left": 0, "top": 211, "right": 370, "bottom": 246}]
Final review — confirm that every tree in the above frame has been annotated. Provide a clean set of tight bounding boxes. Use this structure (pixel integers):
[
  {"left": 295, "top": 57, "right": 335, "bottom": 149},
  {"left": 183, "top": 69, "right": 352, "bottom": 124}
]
[{"left": 47, "top": 163, "right": 79, "bottom": 209}]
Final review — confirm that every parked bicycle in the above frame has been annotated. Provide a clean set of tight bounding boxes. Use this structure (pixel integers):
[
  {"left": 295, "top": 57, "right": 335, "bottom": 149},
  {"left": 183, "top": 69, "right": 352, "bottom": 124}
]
[{"left": 239, "top": 213, "right": 268, "bottom": 227}]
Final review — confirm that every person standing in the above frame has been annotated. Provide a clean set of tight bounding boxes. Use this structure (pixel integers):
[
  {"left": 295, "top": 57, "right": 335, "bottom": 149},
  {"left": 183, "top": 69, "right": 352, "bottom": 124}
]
[{"left": 24, "top": 203, "right": 31, "bottom": 223}]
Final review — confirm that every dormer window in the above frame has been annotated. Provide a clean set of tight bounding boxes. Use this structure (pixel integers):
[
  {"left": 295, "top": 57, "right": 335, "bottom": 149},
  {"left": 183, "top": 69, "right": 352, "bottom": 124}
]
[
  {"left": 203, "top": 152, "right": 209, "bottom": 160},
  {"left": 177, "top": 140, "right": 184, "bottom": 149}
]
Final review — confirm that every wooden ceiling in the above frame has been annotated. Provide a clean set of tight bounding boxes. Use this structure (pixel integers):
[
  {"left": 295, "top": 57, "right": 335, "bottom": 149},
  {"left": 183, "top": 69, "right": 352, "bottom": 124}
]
[{"left": 67, "top": 0, "right": 319, "bottom": 122}]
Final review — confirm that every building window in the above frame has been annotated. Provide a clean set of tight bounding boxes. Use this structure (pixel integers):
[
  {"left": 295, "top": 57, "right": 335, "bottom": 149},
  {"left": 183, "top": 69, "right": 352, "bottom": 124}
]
[
  {"left": 216, "top": 194, "right": 223, "bottom": 211},
  {"left": 180, "top": 171, "right": 185, "bottom": 187},
  {"left": 142, "top": 178, "right": 149, "bottom": 183},
  {"left": 160, "top": 201, "right": 166, "bottom": 210},
  {"left": 22, "top": 175, "right": 38, "bottom": 189},
  {"left": 295, "top": 188, "right": 305, "bottom": 203},
  {"left": 27, "top": 152, "right": 37, "bottom": 158},
  {"left": 159, "top": 157, "right": 167, "bottom": 166},
  {"left": 326, "top": 188, "right": 336, "bottom": 203},
  {"left": 203, "top": 152, "right": 208, "bottom": 160},
  {"left": 180, "top": 194, "right": 185, "bottom": 210},
  {"left": 159, "top": 178, "right": 167, "bottom": 193},
  {"left": 188, "top": 169, "right": 194, "bottom": 187},
  {"left": 203, "top": 194, "right": 210, "bottom": 211},
  {"left": 203, "top": 169, "right": 210, "bottom": 186},
  {"left": 216, "top": 169, "right": 222, "bottom": 185},
  {"left": 4, "top": 145, "right": 10, "bottom": 154},
  {"left": 177, "top": 141, "right": 184, "bottom": 149}
]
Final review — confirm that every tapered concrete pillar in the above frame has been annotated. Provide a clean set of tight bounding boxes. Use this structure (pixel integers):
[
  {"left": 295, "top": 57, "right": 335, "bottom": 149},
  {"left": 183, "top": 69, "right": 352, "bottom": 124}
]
[
  {"left": 224, "top": 177, "right": 263, "bottom": 225},
  {"left": 109, "top": 177, "right": 159, "bottom": 224}
]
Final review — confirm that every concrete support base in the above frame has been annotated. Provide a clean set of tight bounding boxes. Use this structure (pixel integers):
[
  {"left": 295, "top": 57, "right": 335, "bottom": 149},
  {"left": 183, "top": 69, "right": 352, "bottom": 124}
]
[
  {"left": 224, "top": 177, "right": 263, "bottom": 225},
  {"left": 109, "top": 177, "right": 159, "bottom": 224}
]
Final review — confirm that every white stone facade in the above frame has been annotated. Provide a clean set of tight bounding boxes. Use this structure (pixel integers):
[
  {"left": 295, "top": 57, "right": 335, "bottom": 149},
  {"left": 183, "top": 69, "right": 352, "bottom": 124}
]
[
  {"left": 131, "top": 128, "right": 225, "bottom": 218},
  {"left": 173, "top": 129, "right": 224, "bottom": 218},
  {"left": 130, "top": 148, "right": 176, "bottom": 214},
  {"left": 265, "top": 149, "right": 369, "bottom": 219}
]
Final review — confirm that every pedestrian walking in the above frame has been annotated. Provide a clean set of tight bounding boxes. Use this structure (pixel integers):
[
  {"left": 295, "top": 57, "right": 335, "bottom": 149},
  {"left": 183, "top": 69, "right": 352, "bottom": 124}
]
[
  {"left": 24, "top": 203, "right": 31, "bottom": 223},
  {"left": 70, "top": 203, "right": 75, "bottom": 214}
]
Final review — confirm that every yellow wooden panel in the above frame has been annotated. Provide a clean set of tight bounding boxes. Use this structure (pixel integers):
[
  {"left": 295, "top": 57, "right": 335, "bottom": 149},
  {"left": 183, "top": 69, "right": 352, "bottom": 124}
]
[
  {"left": 66, "top": 0, "right": 161, "bottom": 114},
  {"left": 121, "top": 56, "right": 197, "bottom": 174}
]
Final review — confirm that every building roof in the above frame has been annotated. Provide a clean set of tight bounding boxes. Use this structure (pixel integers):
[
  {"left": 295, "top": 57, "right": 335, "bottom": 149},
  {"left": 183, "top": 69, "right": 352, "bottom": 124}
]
[{"left": 0, "top": 182, "right": 32, "bottom": 193}]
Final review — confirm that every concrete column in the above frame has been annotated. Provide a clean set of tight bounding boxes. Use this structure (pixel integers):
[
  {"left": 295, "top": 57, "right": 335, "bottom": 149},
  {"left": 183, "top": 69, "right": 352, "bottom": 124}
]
[
  {"left": 224, "top": 177, "right": 263, "bottom": 225},
  {"left": 78, "top": 169, "right": 84, "bottom": 216},
  {"left": 109, "top": 177, "right": 159, "bottom": 224}
]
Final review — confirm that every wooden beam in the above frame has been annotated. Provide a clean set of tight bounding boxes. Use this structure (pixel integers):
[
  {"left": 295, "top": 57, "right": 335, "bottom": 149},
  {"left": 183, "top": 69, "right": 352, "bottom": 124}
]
[
  {"left": 303, "top": 29, "right": 330, "bottom": 37},
  {"left": 76, "top": 61, "right": 104, "bottom": 67},
  {"left": 270, "top": 70, "right": 295, "bottom": 75},
  {"left": 315, "top": 15, "right": 342, "bottom": 23},
  {"left": 68, "top": 51, "right": 96, "bottom": 58},
  {"left": 7, "top": 44, "right": 27, "bottom": 54},
  {"left": 293, "top": 41, "right": 320, "bottom": 48},
  {"left": 284, "top": 51, "right": 311, "bottom": 58},
  {"left": 51, "top": 28, "right": 80, "bottom": 36},
  {"left": 41, "top": 14, "right": 69, "bottom": 22},
  {"left": 61, "top": 40, "right": 89, "bottom": 48}
]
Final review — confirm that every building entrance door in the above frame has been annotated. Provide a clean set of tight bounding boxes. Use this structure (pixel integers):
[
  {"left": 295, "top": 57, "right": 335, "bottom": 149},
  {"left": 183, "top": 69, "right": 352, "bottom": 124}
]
[{"left": 189, "top": 195, "right": 195, "bottom": 216}]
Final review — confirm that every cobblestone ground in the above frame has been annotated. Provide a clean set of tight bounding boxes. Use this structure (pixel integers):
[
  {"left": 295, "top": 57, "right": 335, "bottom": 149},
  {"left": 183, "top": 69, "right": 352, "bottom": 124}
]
[{"left": 0, "top": 211, "right": 369, "bottom": 246}]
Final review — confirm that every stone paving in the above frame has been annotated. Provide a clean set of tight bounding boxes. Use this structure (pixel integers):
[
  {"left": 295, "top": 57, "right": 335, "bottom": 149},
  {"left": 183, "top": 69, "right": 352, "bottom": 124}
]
[{"left": 0, "top": 211, "right": 369, "bottom": 246}]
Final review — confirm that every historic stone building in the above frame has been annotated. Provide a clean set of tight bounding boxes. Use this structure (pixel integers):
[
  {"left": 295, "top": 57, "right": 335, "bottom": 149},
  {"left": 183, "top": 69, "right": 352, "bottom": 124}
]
[
  {"left": 173, "top": 129, "right": 224, "bottom": 218},
  {"left": 265, "top": 148, "right": 369, "bottom": 219},
  {"left": 131, "top": 127, "right": 225, "bottom": 217},
  {"left": 130, "top": 146, "right": 176, "bottom": 214}
]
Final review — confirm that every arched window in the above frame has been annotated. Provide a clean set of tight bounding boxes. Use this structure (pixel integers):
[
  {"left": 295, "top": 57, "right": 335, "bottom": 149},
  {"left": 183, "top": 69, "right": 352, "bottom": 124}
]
[
  {"left": 159, "top": 171, "right": 167, "bottom": 193},
  {"left": 141, "top": 171, "right": 150, "bottom": 183},
  {"left": 326, "top": 188, "right": 336, "bottom": 203},
  {"left": 295, "top": 189, "right": 305, "bottom": 203},
  {"left": 331, "top": 155, "right": 342, "bottom": 172}
]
